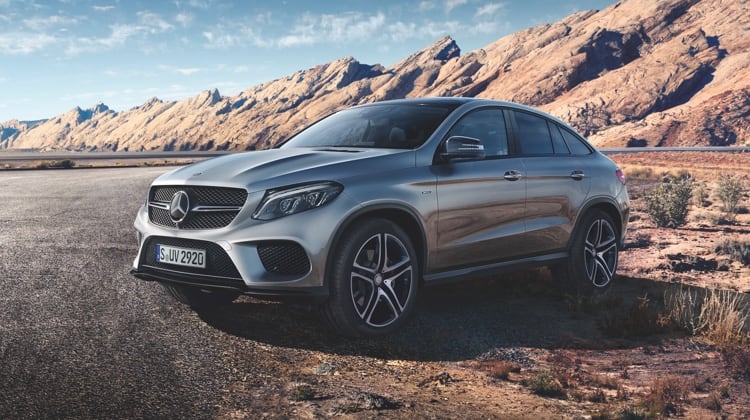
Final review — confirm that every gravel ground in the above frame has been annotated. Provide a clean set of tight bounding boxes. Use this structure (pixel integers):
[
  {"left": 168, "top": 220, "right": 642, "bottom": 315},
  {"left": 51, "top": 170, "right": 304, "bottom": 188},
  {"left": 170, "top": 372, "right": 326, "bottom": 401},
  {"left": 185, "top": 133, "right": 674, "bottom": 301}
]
[
  {"left": 8, "top": 167, "right": 743, "bottom": 418},
  {"left": 0, "top": 167, "right": 584, "bottom": 418}
]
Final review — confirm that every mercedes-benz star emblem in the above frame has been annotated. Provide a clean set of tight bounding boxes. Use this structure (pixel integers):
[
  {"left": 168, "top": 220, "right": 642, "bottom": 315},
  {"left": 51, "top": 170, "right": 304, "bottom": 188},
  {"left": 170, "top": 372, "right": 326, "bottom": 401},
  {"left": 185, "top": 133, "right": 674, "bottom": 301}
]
[{"left": 169, "top": 191, "right": 190, "bottom": 223}]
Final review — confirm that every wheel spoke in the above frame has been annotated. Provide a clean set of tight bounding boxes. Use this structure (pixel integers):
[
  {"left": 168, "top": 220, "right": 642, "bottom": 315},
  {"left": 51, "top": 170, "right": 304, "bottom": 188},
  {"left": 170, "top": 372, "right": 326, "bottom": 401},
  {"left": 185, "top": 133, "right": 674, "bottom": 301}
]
[
  {"left": 593, "top": 257, "right": 612, "bottom": 287},
  {"left": 350, "top": 272, "right": 376, "bottom": 318},
  {"left": 353, "top": 234, "right": 382, "bottom": 273},
  {"left": 378, "top": 285, "right": 403, "bottom": 316},
  {"left": 383, "top": 267, "right": 412, "bottom": 310}
]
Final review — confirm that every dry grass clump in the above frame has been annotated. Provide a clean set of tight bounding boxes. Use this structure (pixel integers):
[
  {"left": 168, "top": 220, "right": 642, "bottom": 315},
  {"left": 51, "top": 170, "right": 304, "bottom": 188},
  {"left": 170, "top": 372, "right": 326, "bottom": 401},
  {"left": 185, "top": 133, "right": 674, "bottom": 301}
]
[
  {"left": 474, "top": 360, "right": 521, "bottom": 381},
  {"left": 664, "top": 285, "right": 749, "bottom": 348},
  {"left": 715, "top": 239, "right": 750, "bottom": 266},
  {"left": 641, "top": 376, "right": 691, "bottom": 417}
]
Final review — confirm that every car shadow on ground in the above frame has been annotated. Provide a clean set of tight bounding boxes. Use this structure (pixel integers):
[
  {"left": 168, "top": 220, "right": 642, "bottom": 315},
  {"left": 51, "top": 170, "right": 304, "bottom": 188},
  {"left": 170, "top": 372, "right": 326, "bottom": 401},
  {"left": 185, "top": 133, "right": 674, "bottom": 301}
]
[{"left": 197, "top": 269, "right": 675, "bottom": 362}]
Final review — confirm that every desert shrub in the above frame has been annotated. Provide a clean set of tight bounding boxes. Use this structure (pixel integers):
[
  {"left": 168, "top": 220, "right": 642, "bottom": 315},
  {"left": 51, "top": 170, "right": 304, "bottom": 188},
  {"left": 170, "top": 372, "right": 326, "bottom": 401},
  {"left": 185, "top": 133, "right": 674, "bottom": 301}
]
[
  {"left": 523, "top": 371, "right": 566, "bottom": 398},
  {"left": 643, "top": 176, "right": 693, "bottom": 228},
  {"left": 600, "top": 294, "right": 668, "bottom": 338},
  {"left": 664, "top": 286, "right": 749, "bottom": 348},
  {"left": 34, "top": 159, "right": 76, "bottom": 169},
  {"left": 588, "top": 389, "right": 607, "bottom": 403},
  {"left": 289, "top": 383, "right": 316, "bottom": 401},
  {"left": 715, "top": 239, "right": 750, "bottom": 266},
  {"left": 474, "top": 360, "right": 521, "bottom": 380},
  {"left": 692, "top": 181, "right": 710, "bottom": 207},
  {"left": 642, "top": 376, "right": 690, "bottom": 417},
  {"left": 716, "top": 175, "right": 745, "bottom": 216},
  {"left": 723, "top": 346, "right": 750, "bottom": 380}
]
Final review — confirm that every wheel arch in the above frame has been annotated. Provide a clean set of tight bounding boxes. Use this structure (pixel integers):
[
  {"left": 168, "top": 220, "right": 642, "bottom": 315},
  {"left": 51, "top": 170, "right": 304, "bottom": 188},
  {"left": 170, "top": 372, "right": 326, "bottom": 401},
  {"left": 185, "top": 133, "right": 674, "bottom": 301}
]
[
  {"left": 325, "top": 204, "right": 428, "bottom": 288},
  {"left": 571, "top": 198, "right": 625, "bottom": 247}
]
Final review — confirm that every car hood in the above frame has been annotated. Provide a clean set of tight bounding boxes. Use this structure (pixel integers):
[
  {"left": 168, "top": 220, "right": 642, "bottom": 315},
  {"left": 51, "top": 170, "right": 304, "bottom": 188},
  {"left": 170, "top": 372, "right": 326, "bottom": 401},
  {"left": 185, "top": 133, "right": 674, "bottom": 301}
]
[{"left": 153, "top": 147, "right": 415, "bottom": 192}]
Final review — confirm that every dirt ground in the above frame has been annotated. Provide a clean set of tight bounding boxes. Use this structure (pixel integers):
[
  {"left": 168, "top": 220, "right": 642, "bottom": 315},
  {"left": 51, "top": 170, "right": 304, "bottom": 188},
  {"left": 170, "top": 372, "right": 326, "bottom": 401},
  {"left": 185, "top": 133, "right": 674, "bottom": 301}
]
[
  {"left": 208, "top": 151, "right": 750, "bottom": 419},
  {"left": 2, "top": 153, "right": 748, "bottom": 419}
]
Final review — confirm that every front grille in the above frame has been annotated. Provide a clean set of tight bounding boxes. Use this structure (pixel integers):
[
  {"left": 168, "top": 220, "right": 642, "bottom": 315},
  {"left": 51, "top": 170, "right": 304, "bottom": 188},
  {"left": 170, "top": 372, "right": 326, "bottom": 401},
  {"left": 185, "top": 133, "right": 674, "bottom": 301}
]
[
  {"left": 141, "top": 236, "right": 244, "bottom": 287},
  {"left": 149, "top": 186, "right": 247, "bottom": 230},
  {"left": 257, "top": 241, "right": 311, "bottom": 276}
]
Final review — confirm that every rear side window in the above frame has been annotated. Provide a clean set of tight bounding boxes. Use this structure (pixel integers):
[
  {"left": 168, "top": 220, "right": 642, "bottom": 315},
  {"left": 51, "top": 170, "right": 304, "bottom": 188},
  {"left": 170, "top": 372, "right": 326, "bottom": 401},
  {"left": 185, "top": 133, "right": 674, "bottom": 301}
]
[
  {"left": 559, "top": 126, "right": 593, "bottom": 155},
  {"left": 550, "top": 124, "right": 570, "bottom": 155},
  {"left": 514, "top": 111, "right": 553, "bottom": 155}
]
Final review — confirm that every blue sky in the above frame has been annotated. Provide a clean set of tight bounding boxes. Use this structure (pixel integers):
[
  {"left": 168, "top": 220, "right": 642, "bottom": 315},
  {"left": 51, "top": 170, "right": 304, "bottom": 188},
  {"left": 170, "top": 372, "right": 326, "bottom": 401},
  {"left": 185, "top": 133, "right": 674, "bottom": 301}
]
[{"left": 0, "top": 0, "right": 615, "bottom": 122}]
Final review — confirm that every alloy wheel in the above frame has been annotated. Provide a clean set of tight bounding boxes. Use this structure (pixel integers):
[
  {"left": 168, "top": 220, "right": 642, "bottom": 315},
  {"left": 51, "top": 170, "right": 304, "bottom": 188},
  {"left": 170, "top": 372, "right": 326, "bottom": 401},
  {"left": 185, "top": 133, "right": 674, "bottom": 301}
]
[
  {"left": 350, "top": 233, "right": 414, "bottom": 328},
  {"left": 583, "top": 218, "right": 618, "bottom": 288}
]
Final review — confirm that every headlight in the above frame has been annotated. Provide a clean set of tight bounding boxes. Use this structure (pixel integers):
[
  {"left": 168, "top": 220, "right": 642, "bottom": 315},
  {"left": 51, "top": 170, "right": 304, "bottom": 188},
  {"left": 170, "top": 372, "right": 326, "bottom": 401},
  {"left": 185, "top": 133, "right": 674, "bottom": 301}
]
[{"left": 253, "top": 182, "right": 343, "bottom": 221}]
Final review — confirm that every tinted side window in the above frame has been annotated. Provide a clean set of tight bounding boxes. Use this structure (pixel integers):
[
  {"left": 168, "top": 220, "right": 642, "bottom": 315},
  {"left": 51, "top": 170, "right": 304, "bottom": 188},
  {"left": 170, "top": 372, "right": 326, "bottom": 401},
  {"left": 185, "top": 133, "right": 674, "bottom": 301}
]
[
  {"left": 559, "top": 127, "right": 593, "bottom": 155},
  {"left": 550, "top": 123, "right": 570, "bottom": 155},
  {"left": 447, "top": 108, "right": 509, "bottom": 157},
  {"left": 515, "top": 111, "right": 553, "bottom": 155}
]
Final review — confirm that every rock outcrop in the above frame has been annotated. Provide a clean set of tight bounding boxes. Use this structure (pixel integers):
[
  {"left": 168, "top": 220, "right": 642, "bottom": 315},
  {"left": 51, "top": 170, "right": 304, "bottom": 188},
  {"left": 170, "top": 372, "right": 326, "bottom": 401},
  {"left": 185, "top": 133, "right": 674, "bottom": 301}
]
[{"left": 2, "top": 0, "right": 748, "bottom": 151}]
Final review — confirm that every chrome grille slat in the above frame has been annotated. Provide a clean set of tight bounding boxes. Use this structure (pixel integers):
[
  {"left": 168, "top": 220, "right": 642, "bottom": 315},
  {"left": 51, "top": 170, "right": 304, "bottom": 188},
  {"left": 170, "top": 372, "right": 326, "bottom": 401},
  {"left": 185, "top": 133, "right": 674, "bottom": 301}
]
[{"left": 148, "top": 186, "right": 247, "bottom": 230}]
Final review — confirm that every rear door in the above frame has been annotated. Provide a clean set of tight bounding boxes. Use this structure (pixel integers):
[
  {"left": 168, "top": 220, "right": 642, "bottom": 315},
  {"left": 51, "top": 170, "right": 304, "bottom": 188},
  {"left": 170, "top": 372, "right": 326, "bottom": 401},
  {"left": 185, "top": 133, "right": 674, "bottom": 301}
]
[
  {"left": 432, "top": 107, "right": 528, "bottom": 271},
  {"left": 510, "top": 110, "right": 591, "bottom": 254}
]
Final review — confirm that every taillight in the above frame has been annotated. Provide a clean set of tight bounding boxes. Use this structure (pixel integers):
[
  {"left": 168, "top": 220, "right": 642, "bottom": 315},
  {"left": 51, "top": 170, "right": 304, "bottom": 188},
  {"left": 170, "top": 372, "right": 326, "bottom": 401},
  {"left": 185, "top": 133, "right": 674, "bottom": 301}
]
[{"left": 615, "top": 169, "right": 626, "bottom": 185}]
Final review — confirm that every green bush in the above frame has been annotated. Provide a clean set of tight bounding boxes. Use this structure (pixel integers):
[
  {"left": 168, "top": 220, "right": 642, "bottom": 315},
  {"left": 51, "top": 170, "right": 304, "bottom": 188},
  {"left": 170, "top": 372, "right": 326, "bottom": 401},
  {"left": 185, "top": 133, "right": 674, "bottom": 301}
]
[
  {"left": 643, "top": 177, "right": 694, "bottom": 228},
  {"left": 523, "top": 371, "right": 566, "bottom": 398},
  {"left": 717, "top": 175, "right": 745, "bottom": 217}
]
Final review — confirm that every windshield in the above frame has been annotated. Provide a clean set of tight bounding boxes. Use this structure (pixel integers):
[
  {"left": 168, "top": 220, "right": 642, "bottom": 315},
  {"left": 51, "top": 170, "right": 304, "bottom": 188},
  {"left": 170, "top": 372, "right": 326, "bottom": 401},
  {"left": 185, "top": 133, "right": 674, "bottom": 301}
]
[{"left": 281, "top": 103, "right": 457, "bottom": 149}]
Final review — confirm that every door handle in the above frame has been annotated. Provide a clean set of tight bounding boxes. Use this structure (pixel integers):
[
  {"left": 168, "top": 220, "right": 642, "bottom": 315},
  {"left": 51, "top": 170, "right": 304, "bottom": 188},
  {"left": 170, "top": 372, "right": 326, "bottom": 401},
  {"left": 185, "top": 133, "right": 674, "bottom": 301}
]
[
  {"left": 504, "top": 170, "right": 523, "bottom": 181},
  {"left": 570, "top": 170, "right": 585, "bottom": 180}
]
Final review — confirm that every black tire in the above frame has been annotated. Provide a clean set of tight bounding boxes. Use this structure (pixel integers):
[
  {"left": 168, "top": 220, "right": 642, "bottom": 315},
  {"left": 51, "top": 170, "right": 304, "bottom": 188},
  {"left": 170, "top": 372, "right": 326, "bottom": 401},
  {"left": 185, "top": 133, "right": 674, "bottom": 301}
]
[
  {"left": 161, "top": 283, "right": 239, "bottom": 309},
  {"left": 321, "top": 218, "right": 419, "bottom": 337},
  {"left": 554, "top": 209, "right": 620, "bottom": 296}
]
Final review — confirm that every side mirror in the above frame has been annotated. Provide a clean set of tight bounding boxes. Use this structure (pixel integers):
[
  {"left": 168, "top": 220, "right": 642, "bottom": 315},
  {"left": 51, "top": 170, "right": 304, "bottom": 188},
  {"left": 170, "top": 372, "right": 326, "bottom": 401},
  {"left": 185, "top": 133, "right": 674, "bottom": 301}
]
[{"left": 440, "top": 136, "right": 485, "bottom": 161}]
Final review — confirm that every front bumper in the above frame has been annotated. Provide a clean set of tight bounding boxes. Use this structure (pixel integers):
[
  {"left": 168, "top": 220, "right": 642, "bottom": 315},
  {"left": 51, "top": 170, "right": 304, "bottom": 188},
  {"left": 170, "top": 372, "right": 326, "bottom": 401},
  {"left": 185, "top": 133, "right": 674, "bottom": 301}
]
[{"left": 130, "top": 188, "right": 361, "bottom": 300}]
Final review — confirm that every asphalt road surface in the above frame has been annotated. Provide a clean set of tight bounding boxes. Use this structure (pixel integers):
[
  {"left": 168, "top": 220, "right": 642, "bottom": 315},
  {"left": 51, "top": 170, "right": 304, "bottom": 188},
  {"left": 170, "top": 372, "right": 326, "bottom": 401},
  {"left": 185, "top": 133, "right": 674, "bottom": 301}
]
[
  {"left": 0, "top": 167, "right": 648, "bottom": 418},
  {"left": 0, "top": 167, "right": 239, "bottom": 417}
]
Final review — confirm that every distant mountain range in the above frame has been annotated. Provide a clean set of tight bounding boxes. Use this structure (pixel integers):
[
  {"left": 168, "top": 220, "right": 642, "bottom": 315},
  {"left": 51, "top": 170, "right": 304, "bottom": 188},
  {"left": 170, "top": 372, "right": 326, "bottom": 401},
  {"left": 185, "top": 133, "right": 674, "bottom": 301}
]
[{"left": 2, "top": 0, "right": 748, "bottom": 152}]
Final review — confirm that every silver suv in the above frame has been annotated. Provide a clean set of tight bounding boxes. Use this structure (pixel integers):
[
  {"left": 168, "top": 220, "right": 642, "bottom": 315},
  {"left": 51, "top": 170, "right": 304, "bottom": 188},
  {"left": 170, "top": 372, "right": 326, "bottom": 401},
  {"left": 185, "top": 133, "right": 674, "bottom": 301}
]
[{"left": 131, "top": 98, "right": 629, "bottom": 337}]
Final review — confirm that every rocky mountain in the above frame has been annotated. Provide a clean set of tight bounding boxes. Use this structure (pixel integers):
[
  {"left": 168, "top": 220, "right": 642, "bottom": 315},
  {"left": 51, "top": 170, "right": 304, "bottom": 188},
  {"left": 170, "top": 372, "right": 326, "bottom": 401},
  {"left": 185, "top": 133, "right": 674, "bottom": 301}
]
[{"left": 2, "top": 0, "right": 748, "bottom": 151}]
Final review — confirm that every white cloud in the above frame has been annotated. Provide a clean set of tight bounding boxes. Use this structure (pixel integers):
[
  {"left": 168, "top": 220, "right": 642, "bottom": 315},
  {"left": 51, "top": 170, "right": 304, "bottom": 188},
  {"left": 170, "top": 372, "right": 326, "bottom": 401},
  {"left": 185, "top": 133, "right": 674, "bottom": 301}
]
[
  {"left": 23, "top": 15, "right": 79, "bottom": 31},
  {"left": 279, "top": 12, "right": 386, "bottom": 47},
  {"left": 137, "top": 11, "right": 174, "bottom": 33},
  {"left": 255, "top": 11, "right": 272, "bottom": 24},
  {"left": 419, "top": 1, "right": 436, "bottom": 11},
  {"left": 175, "top": 12, "right": 193, "bottom": 27},
  {"left": 475, "top": 2, "right": 506, "bottom": 17},
  {"left": 469, "top": 20, "right": 507, "bottom": 34},
  {"left": 445, "top": 0, "right": 469, "bottom": 13},
  {"left": 0, "top": 32, "right": 57, "bottom": 54},
  {"left": 158, "top": 64, "right": 201, "bottom": 75},
  {"left": 92, "top": 5, "right": 115, "bottom": 12}
]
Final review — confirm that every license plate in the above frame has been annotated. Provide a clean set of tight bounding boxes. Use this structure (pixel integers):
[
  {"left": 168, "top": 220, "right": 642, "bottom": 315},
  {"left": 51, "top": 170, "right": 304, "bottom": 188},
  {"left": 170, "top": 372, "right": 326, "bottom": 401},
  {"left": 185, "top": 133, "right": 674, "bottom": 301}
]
[{"left": 156, "top": 244, "right": 206, "bottom": 269}]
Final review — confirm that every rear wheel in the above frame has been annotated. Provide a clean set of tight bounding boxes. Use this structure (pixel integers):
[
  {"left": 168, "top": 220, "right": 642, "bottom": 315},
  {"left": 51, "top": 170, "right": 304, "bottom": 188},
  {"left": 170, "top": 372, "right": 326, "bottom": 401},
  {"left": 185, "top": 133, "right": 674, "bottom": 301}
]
[
  {"left": 321, "top": 218, "right": 419, "bottom": 337},
  {"left": 161, "top": 283, "right": 239, "bottom": 309},
  {"left": 555, "top": 209, "right": 619, "bottom": 296}
]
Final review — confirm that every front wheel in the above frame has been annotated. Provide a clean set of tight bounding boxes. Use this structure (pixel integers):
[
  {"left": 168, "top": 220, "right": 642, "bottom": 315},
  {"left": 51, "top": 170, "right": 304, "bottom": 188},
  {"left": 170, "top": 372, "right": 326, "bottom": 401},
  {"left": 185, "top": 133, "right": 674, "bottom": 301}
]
[
  {"left": 161, "top": 283, "right": 239, "bottom": 309},
  {"left": 321, "top": 218, "right": 419, "bottom": 337},
  {"left": 554, "top": 209, "right": 620, "bottom": 296}
]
